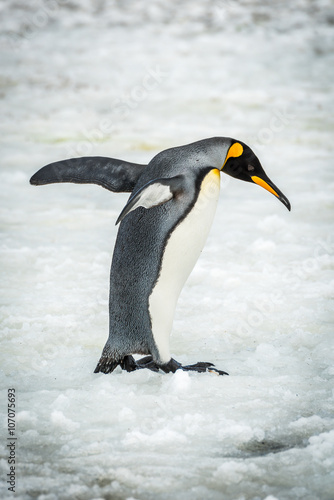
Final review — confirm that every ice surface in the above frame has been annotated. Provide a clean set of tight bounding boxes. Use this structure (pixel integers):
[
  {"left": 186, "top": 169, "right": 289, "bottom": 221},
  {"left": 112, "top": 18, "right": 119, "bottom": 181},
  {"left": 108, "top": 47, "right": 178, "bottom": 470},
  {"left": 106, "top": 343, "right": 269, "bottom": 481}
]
[{"left": 1, "top": 1, "right": 334, "bottom": 499}]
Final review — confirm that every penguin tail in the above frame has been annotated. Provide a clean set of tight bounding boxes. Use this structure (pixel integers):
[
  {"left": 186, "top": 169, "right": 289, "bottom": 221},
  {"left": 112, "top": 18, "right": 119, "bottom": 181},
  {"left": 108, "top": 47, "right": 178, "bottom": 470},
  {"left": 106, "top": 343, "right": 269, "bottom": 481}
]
[
  {"left": 94, "top": 354, "right": 138, "bottom": 374},
  {"left": 94, "top": 356, "right": 119, "bottom": 374},
  {"left": 30, "top": 156, "right": 146, "bottom": 193}
]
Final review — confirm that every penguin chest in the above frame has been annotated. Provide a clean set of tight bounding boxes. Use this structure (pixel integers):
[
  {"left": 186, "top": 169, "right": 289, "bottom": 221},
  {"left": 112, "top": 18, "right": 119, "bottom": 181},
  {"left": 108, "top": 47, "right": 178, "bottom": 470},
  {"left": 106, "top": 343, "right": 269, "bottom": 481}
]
[{"left": 148, "top": 169, "right": 221, "bottom": 362}]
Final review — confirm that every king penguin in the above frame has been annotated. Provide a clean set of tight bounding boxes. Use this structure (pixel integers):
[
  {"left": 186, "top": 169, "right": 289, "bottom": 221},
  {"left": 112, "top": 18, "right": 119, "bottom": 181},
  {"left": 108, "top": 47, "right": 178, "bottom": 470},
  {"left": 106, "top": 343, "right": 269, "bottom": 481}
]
[{"left": 30, "top": 137, "right": 291, "bottom": 375}]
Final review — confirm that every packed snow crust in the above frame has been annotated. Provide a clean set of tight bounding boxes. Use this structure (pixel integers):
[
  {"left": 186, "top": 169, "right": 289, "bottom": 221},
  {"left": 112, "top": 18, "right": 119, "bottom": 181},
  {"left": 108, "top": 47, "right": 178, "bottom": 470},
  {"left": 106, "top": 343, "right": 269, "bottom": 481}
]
[{"left": 1, "top": 1, "right": 334, "bottom": 499}]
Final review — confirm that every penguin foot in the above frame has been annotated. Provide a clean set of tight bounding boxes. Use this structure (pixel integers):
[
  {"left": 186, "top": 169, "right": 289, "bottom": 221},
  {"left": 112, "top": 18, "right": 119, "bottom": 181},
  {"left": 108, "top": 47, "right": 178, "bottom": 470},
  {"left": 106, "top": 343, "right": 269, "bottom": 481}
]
[
  {"left": 94, "top": 355, "right": 228, "bottom": 376},
  {"left": 135, "top": 356, "right": 160, "bottom": 372},
  {"left": 181, "top": 362, "right": 229, "bottom": 376},
  {"left": 94, "top": 355, "right": 161, "bottom": 374},
  {"left": 120, "top": 355, "right": 138, "bottom": 372},
  {"left": 124, "top": 357, "right": 229, "bottom": 375},
  {"left": 160, "top": 358, "right": 229, "bottom": 376}
]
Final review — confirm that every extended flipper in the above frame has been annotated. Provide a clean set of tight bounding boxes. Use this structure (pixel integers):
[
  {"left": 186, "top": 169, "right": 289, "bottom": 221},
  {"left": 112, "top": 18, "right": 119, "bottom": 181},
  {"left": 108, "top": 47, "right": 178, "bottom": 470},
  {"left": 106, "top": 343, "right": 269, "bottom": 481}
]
[
  {"left": 30, "top": 156, "right": 146, "bottom": 193},
  {"left": 116, "top": 175, "right": 185, "bottom": 224}
]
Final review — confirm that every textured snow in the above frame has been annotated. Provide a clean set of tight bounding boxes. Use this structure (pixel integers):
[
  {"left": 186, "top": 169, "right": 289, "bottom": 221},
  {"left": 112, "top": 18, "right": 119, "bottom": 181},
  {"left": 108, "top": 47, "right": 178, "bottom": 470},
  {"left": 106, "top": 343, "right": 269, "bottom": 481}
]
[{"left": 1, "top": 1, "right": 334, "bottom": 499}]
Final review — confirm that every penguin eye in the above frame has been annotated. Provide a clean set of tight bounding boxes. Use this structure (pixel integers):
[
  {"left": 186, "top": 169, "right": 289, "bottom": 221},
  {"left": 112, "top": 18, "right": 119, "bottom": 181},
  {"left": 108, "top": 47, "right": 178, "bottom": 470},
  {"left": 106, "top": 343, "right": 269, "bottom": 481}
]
[{"left": 247, "top": 164, "right": 255, "bottom": 172}]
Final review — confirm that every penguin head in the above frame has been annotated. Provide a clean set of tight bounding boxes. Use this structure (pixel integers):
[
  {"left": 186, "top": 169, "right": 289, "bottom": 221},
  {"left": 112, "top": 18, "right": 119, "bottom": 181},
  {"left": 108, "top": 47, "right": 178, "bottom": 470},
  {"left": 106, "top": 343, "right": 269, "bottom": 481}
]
[{"left": 221, "top": 140, "right": 291, "bottom": 211}]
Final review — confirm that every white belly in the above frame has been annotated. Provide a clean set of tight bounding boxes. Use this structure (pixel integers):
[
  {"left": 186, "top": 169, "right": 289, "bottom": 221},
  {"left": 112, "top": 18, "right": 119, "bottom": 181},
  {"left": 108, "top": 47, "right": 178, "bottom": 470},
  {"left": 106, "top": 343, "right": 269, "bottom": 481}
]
[{"left": 148, "top": 169, "right": 221, "bottom": 362}]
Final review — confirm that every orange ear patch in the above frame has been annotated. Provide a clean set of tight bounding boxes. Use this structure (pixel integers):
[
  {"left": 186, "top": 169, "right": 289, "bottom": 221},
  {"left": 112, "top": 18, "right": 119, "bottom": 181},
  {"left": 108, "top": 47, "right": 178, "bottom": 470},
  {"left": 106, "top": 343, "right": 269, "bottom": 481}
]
[{"left": 222, "top": 142, "right": 243, "bottom": 169}]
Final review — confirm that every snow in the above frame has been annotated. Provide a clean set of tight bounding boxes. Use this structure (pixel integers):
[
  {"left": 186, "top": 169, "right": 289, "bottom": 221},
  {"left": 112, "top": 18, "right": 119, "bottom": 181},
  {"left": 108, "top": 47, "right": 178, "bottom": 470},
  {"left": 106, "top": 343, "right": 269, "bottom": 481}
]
[{"left": 1, "top": 1, "right": 334, "bottom": 499}]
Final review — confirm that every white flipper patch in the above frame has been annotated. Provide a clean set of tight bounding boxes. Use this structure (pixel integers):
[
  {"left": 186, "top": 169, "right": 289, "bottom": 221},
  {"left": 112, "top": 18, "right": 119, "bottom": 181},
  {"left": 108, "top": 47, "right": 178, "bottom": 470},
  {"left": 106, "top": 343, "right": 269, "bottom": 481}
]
[{"left": 116, "top": 176, "right": 184, "bottom": 225}]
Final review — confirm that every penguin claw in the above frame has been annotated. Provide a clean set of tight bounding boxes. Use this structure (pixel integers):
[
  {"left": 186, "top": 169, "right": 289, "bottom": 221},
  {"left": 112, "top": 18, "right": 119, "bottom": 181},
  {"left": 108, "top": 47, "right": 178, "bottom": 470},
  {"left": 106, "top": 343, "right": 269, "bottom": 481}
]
[{"left": 207, "top": 367, "right": 229, "bottom": 376}]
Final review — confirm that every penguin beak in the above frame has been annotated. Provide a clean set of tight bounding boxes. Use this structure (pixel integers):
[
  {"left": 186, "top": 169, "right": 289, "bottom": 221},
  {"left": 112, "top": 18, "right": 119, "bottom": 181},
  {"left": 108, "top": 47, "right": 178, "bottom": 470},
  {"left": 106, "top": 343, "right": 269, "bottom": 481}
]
[{"left": 251, "top": 174, "right": 291, "bottom": 211}]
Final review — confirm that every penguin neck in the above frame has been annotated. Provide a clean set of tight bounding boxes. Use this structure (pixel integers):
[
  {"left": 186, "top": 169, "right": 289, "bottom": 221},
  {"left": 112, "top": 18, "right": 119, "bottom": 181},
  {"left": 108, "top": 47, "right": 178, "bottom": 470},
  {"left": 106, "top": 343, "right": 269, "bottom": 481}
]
[{"left": 191, "top": 137, "right": 232, "bottom": 171}]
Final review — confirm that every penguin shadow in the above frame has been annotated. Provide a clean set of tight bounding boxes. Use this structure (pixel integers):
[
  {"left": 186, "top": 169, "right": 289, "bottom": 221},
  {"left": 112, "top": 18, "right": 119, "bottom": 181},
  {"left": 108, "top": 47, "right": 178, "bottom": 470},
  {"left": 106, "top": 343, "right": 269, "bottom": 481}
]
[
  {"left": 214, "top": 436, "right": 308, "bottom": 459},
  {"left": 240, "top": 438, "right": 303, "bottom": 457}
]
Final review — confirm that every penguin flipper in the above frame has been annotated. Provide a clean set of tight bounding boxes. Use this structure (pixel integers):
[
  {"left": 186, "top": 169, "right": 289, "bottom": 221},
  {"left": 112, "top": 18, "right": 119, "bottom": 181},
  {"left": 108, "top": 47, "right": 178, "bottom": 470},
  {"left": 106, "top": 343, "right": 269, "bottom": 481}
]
[
  {"left": 116, "top": 175, "right": 185, "bottom": 224},
  {"left": 30, "top": 157, "right": 146, "bottom": 193}
]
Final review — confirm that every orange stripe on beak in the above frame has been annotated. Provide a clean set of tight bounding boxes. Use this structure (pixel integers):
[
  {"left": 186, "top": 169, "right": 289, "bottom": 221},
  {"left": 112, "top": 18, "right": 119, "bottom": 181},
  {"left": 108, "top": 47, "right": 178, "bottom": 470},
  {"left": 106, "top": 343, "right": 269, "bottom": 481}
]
[{"left": 251, "top": 176, "right": 280, "bottom": 198}]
